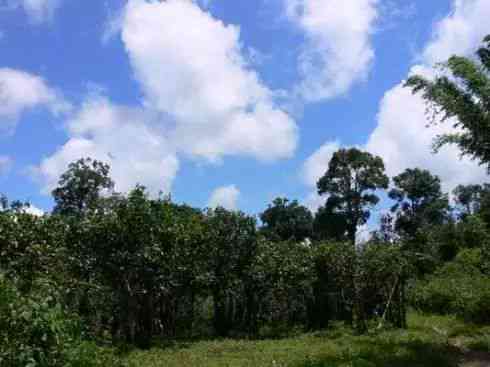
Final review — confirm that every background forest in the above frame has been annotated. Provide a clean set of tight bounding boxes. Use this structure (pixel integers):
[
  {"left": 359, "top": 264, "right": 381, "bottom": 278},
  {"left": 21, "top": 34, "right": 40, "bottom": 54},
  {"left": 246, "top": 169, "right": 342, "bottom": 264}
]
[{"left": 1, "top": 32, "right": 490, "bottom": 367}]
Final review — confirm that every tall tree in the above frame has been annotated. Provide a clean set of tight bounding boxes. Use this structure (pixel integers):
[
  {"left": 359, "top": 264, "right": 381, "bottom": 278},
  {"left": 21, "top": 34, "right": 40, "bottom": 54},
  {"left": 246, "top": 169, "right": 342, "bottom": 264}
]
[
  {"left": 405, "top": 35, "right": 490, "bottom": 170},
  {"left": 389, "top": 168, "right": 449, "bottom": 240},
  {"left": 52, "top": 158, "right": 114, "bottom": 216},
  {"left": 260, "top": 197, "right": 313, "bottom": 242},
  {"left": 317, "top": 148, "right": 389, "bottom": 245}
]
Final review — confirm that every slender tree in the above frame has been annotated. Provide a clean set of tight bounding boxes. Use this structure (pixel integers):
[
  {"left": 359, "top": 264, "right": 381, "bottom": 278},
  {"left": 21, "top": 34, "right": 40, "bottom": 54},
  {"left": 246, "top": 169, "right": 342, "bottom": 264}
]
[{"left": 316, "top": 148, "right": 388, "bottom": 334}]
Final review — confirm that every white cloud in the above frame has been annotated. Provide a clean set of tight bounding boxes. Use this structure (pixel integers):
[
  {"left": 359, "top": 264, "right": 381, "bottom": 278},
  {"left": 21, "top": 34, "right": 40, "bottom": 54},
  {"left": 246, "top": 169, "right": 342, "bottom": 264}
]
[
  {"left": 37, "top": 0, "right": 299, "bottom": 198},
  {"left": 366, "top": 0, "right": 490, "bottom": 193},
  {"left": 0, "top": 156, "right": 12, "bottom": 176},
  {"left": 208, "top": 185, "right": 240, "bottom": 210},
  {"left": 35, "top": 96, "right": 179, "bottom": 196},
  {"left": 301, "top": 140, "right": 340, "bottom": 187},
  {"left": 303, "top": 191, "right": 325, "bottom": 213},
  {"left": 422, "top": 0, "right": 490, "bottom": 65},
  {"left": 284, "top": 0, "right": 379, "bottom": 101},
  {"left": 23, "top": 204, "right": 44, "bottom": 216},
  {"left": 301, "top": 140, "right": 340, "bottom": 212},
  {"left": 366, "top": 71, "right": 487, "bottom": 192},
  {"left": 0, "top": 68, "right": 69, "bottom": 133},
  {"left": 121, "top": 0, "right": 298, "bottom": 163}
]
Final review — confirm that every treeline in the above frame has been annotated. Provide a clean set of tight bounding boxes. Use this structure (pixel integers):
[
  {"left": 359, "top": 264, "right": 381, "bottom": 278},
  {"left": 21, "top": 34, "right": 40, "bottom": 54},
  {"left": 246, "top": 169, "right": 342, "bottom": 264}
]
[{"left": 1, "top": 34, "right": 490, "bottom": 367}]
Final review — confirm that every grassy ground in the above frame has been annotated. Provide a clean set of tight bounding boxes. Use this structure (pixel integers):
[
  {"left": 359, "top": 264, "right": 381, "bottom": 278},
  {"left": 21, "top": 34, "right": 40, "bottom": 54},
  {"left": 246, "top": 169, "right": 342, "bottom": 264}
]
[{"left": 123, "top": 314, "right": 490, "bottom": 367}]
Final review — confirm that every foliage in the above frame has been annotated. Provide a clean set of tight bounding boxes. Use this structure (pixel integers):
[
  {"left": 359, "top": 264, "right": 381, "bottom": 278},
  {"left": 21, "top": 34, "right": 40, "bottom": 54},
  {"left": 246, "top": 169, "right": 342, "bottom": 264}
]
[
  {"left": 405, "top": 35, "right": 490, "bottom": 171},
  {"left": 313, "top": 205, "right": 349, "bottom": 242},
  {"left": 203, "top": 207, "right": 259, "bottom": 337},
  {"left": 52, "top": 157, "right": 115, "bottom": 216},
  {"left": 389, "top": 168, "right": 449, "bottom": 241},
  {"left": 411, "top": 249, "right": 490, "bottom": 323},
  {"left": 0, "top": 275, "right": 122, "bottom": 367},
  {"left": 2, "top": 148, "right": 490, "bottom": 361},
  {"left": 260, "top": 198, "right": 313, "bottom": 242},
  {"left": 453, "top": 184, "right": 489, "bottom": 218}
]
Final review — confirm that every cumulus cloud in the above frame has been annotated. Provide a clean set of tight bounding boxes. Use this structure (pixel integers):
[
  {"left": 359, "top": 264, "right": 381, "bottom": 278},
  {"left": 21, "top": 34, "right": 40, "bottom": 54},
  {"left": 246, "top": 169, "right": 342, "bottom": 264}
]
[
  {"left": 301, "top": 141, "right": 340, "bottom": 212},
  {"left": 121, "top": 0, "right": 298, "bottom": 162},
  {"left": 302, "top": 140, "right": 340, "bottom": 188},
  {"left": 0, "top": 156, "right": 12, "bottom": 176},
  {"left": 35, "top": 97, "right": 179, "bottom": 196},
  {"left": 0, "top": 68, "right": 69, "bottom": 133},
  {"left": 366, "top": 0, "right": 490, "bottom": 193},
  {"left": 37, "top": 0, "right": 299, "bottom": 199},
  {"left": 284, "top": 0, "right": 379, "bottom": 101},
  {"left": 422, "top": 0, "right": 490, "bottom": 65},
  {"left": 208, "top": 185, "right": 240, "bottom": 210}
]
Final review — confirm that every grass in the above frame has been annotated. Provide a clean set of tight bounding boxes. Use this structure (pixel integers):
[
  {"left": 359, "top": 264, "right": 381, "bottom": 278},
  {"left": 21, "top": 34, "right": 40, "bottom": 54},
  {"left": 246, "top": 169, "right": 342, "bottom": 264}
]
[{"left": 122, "top": 314, "right": 490, "bottom": 367}]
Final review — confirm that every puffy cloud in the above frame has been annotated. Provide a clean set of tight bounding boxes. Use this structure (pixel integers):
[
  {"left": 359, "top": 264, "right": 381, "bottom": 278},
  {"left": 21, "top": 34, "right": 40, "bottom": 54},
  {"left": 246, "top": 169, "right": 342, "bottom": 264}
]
[
  {"left": 366, "top": 0, "right": 490, "bottom": 193},
  {"left": 37, "top": 0, "right": 299, "bottom": 198},
  {"left": 303, "top": 191, "right": 325, "bottom": 214},
  {"left": 208, "top": 185, "right": 240, "bottom": 210},
  {"left": 35, "top": 97, "right": 179, "bottom": 196},
  {"left": 0, "top": 156, "right": 12, "bottom": 176},
  {"left": 284, "top": 0, "right": 379, "bottom": 101},
  {"left": 422, "top": 0, "right": 490, "bottom": 65},
  {"left": 0, "top": 68, "right": 69, "bottom": 133},
  {"left": 301, "top": 141, "right": 340, "bottom": 212},
  {"left": 301, "top": 140, "right": 340, "bottom": 187},
  {"left": 121, "top": 0, "right": 298, "bottom": 162}
]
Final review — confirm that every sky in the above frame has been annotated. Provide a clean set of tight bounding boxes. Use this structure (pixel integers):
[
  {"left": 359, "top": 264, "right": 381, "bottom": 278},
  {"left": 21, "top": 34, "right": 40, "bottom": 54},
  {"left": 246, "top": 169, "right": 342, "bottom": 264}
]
[{"left": 0, "top": 0, "right": 490, "bottom": 217}]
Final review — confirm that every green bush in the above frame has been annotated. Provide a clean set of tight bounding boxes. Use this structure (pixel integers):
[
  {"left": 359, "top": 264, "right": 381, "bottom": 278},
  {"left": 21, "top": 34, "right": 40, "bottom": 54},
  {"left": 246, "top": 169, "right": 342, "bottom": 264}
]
[
  {"left": 411, "top": 251, "right": 490, "bottom": 324},
  {"left": 0, "top": 275, "right": 122, "bottom": 367}
]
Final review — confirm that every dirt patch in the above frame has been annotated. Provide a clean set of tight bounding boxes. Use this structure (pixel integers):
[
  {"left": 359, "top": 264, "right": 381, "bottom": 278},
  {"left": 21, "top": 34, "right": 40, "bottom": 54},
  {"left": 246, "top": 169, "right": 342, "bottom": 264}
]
[{"left": 449, "top": 338, "right": 490, "bottom": 367}]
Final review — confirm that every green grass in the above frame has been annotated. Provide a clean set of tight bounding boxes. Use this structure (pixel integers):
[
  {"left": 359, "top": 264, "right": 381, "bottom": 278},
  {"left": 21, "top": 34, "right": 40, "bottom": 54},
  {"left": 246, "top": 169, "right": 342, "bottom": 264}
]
[{"left": 122, "top": 314, "right": 490, "bottom": 367}]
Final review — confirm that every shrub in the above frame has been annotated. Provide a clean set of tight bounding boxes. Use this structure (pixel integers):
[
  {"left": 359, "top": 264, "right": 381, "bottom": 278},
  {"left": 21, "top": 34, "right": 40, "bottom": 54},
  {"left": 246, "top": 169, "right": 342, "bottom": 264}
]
[
  {"left": 0, "top": 275, "right": 122, "bottom": 367},
  {"left": 411, "top": 252, "right": 490, "bottom": 324}
]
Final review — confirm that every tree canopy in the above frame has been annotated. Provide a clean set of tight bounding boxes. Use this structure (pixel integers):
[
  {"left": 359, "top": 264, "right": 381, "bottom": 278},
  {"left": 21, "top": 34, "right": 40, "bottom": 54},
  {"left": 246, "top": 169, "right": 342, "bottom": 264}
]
[
  {"left": 317, "top": 148, "right": 389, "bottom": 244},
  {"left": 260, "top": 197, "right": 313, "bottom": 242},
  {"left": 52, "top": 157, "right": 114, "bottom": 216},
  {"left": 389, "top": 168, "right": 449, "bottom": 240}
]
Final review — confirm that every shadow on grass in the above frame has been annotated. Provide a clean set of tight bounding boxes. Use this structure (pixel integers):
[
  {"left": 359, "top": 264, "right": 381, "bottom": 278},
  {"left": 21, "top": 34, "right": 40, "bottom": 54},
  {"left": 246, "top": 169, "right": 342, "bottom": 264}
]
[{"left": 295, "top": 339, "right": 460, "bottom": 367}]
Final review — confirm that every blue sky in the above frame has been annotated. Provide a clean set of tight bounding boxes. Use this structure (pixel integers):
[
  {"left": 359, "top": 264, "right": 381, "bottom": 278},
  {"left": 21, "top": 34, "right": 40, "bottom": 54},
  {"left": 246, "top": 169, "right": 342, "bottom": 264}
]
[{"left": 0, "top": 0, "right": 489, "bottom": 217}]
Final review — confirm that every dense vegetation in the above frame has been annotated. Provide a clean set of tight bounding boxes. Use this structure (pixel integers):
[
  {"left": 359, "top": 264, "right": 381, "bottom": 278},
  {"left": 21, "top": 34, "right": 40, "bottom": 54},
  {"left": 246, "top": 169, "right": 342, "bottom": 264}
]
[{"left": 2, "top": 35, "right": 490, "bottom": 367}]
